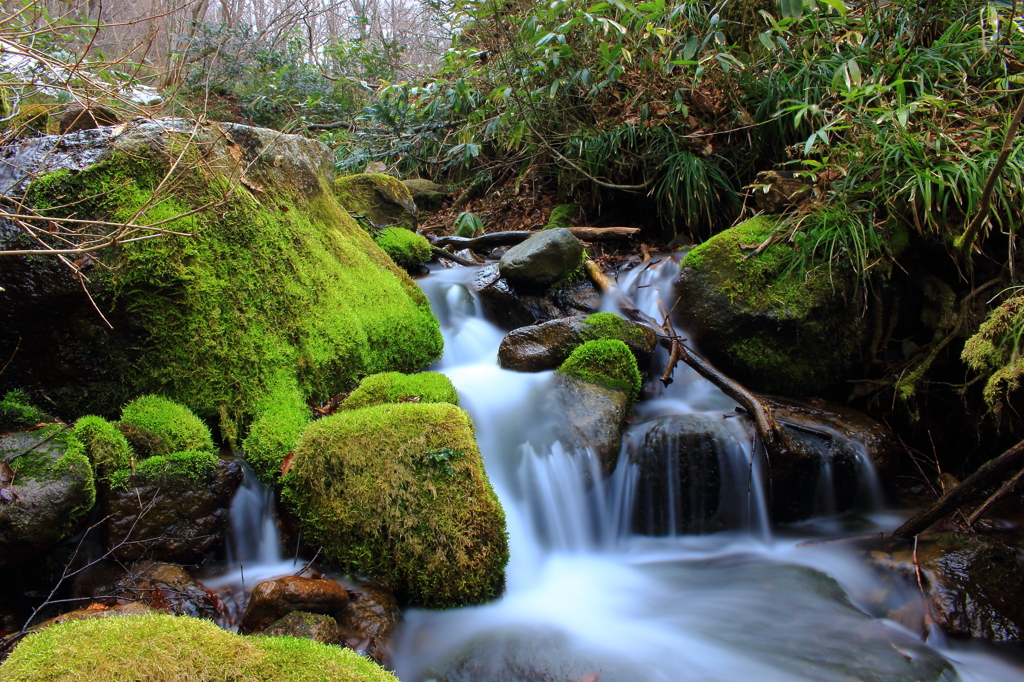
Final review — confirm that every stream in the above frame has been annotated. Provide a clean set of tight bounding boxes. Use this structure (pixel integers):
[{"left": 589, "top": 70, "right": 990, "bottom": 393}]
[{"left": 210, "top": 254, "right": 1024, "bottom": 682}]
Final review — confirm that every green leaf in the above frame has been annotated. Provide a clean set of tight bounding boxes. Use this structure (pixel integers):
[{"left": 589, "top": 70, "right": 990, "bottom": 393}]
[
  {"left": 682, "top": 35, "right": 699, "bottom": 60},
  {"left": 818, "top": 0, "right": 846, "bottom": 15},
  {"left": 758, "top": 31, "right": 776, "bottom": 50},
  {"left": 847, "top": 58, "right": 861, "bottom": 87}
]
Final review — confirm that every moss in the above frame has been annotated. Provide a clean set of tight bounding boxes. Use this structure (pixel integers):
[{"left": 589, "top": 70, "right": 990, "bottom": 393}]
[
  {"left": 4, "top": 426, "right": 96, "bottom": 527},
  {"left": 544, "top": 204, "right": 580, "bottom": 229},
  {"left": 373, "top": 227, "right": 432, "bottom": 269},
  {"left": 580, "top": 312, "right": 647, "bottom": 348},
  {"left": 334, "top": 173, "right": 417, "bottom": 232},
  {"left": 0, "top": 613, "right": 398, "bottom": 682},
  {"left": 133, "top": 450, "right": 218, "bottom": 481},
  {"left": 242, "top": 376, "right": 311, "bottom": 483},
  {"left": 963, "top": 295, "right": 1024, "bottom": 414},
  {"left": 556, "top": 339, "right": 642, "bottom": 405},
  {"left": 282, "top": 402, "right": 508, "bottom": 607},
  {"left": 0, "top": 390, "right": 50, "bottom": 432},
  {"left": 23, "top": 139, "right": 442, "bottom": 429},
  {"left": 341, "top": 372, "right": 459, "bottom": 410},
  {"left": 120, "top": 395, "right": 214, "bottom": 454},
  {"left": 74, "top": 415, "right": 132, "bottom": 472}
]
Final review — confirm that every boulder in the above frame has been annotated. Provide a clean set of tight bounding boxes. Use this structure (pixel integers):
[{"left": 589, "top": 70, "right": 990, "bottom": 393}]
[
  {"left": 751, "top": 170, "right": 813, "bottom": 214},
  {"left": 0, "top": 120, "right": 442, "bottom": 421},
  {"left": 556, "top": 339, "right": 642, "bottom": 406},
  {"left": 498, "top": 228, "right": 584, "bottom": 290},
  {"left": 866, "top": 532, "right": 1024, "bottom": 641},
  {"left": 102, "top": 455, "right": 242, "bottom": 563},
  {"left": 260, "top": 611, "right": 343, "bottom": 644},
  {"left": 373, "top": 227, "right": 432, "bottom": 269},
  {"left": 473, "top": 264, "right": 601, "bottom": 329},
  {"left": 114, "top": 562, "right": 221, "bottom": 619},
  {"left": 402, "top": 178, "right": 448, "bottom": 213},
  {"left": 675, "top": 216, "right": 863, "bottom": 396},
  {"left": 58, "top": 103, "right": 118, "bottom": 135},
  {"left": 498, "top": 313, "right": 658, "bottom": 373},
  {"left": 0, "top": 429, "right": 95, "bottom": 569},
  {"left": 543, "top": 374, "right": 629, "bottom": 477},
  {"left": 283, "top": 402, "right": 508, "bottom": 607},
  {"left": 239, "top": 576, "right": 350, "bottom": 634},
  {"left": 334, "top": 173, "right": 418, "bottom": 231}
]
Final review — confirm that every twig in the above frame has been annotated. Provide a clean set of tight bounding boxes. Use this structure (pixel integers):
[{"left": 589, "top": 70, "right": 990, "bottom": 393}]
[
  {"left": 966, "top": 464, "right": 1024, "bottom": 526},
  {"left": 294, "top": 547, "right": 323, "bottom": 577}
]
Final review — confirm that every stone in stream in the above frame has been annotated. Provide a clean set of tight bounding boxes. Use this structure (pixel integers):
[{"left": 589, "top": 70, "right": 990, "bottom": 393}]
[
  {"left": 260, "top": 610, "right": 344, "bottom": 644},
  {"left": 0, "top": 429, "right": 96, "bottom": 570},
  {"left": 543, "top": 374, "right": 630, "bottom": 478},
  {"left": 498, "top": 228, "right": 584, "bottom": 290},
  {"left": 239, "top": 576, "right": 350, "bottom": 635},
  {"left": 335, "top": 580, "right": 402, "bottom": 666},
  {"left": 473, "top": 263, "right": 601, "bottom": 329}
]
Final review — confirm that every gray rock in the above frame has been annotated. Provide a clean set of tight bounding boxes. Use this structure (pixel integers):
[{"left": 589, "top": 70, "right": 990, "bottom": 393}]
[
  {"left": 498, "top": 314, "right": 658, "bottom": 372},
  {"left": 545, "top": 374, "right": 629, "bottom": 478},
  {"left": 473, "top": 264, "right": 600, "bottom": 329},
  {"left": 402, "top": 178, "right": 448, "bottom": 213},
  {"left": 102, "top": 456, "right": 242, "bottom": 563},
  {"left": 498, "top": 228, "right": 583, "bottom": 290},
  {"left": 0, "top": 430, "right": 95, "bottom": 569}
]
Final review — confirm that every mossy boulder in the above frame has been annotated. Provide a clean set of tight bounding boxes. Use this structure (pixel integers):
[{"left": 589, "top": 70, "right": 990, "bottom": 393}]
[
  {"left": 373, "top": 227, "right": 432, "bottom": 269},
  {"left": 334, "top": 173, "right": 418, "bottom": 231},
  {"left": 283, "top": 402, "right": 507, "bottom": 607},
  {"left": 340, "top": 372, "right": 458, "bottom": 410},
  {"left": 120, "top": 395, "right": 214, "bottom": 454},
  {"left": 0, "top": 390, "right": 51, "bottom": 432},
  {"left": 498, "top": 312, "right": 658, "bottom": 372},
  {"left": 0, "top": 613, "right": 398, "bottom": 681},
  {"left": 402, "top": 178, "right": 448, "bottom": 213},
  {"left": 0, "top": 428, "right": 96, "bottom": 569},
  {"left": 0, "top": 120, "right": 442, "bottom": 430},
  {"left": 74, "top": 415, "right": 132, "bottom": 474},
  {"left": 556, "top": 339, "right": 642, "bottom": 406},
  {"left": 242, "top": 379, "right": 311, "bottom": 483},
  {"left": 543, "top": 374, "right": 630, "bottom": 477},
  {"left": 544, "top": 204, "right": 580, "bottom": 229},
  {"left": 675, "top": 217, "right": 862, "bottom": 396}
]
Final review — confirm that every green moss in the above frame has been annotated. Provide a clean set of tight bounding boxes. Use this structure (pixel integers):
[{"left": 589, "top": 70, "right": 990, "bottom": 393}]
[
  {"left": 242, "top": 376, "right": 311, "bottom": 483},
  {"left": 1, "top": 613, "right": 398, "bottom": 682},
  {"left": 0, "top": 390, "right": 50, "bottom": 432},
  {"left": 580, "top": 312, "right": 647, "bottom": 348},
  {"left": 120, "top": 395, "right": 214, "bottom": 454},
  {"left": 74, "top": 415, "right": 132, "bottom": 472},
  {"left": 963, "top": 295, "right": 1024, "bottom": 414},
  {"left": 545, "top": 204, "right": 580, "bottom": 229},
  {"left": 134, "top": 450, "right": 218, "bottom": 480},
  {"left": 373, "top": 227, "right": 432, "bottom": 269},
  {"left": 23, "top": 140, "right": 442, "bottom": 429},
  {"left": 341, "top": 372, "right": 459, "bottom": 410},
  {"left": 283, "top": 402, "right": 508, "bottom": 607},
  {"left": 556, "top": 339, "right": 642, "bottom": 405}
]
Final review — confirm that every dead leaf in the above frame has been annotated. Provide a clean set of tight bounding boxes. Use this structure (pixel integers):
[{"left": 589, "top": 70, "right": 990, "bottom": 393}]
[
  {"left": 150, "top": 585, "right": 170, "bottom": 612},
  {"left": 85, "top": 603, "right": 108, "bottom": 611},
  {"left": 239, "top": 176, "right": 265, "bottom": 194},
  {"left": 280, "top": 451, "right": 295, "bottom": 476},
  {"left": 0, "top": 461, "right": 13, "bottom": 484}
]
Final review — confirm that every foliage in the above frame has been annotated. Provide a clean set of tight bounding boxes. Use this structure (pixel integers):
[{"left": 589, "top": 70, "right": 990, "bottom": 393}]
[
  {"left": 374, "top": 227, "right": 433, "bottom": 268},
  {"left": 341, "top": 371, "right": 460, "bottom": 410},
  {"left": 963, "top": 292, "right": 1024, "bottom": 414},
  {"left": 454, "top": 211, "right": 484, "bottom": 237},
  {"left": 0, "top": 614, "right": 399, "bottom": 682},
  {"left": 557, "top": 339, "right": 642, "bottom": 405},
  {"left": 120, "top": 395, "right": 215, "bottom": 454}
]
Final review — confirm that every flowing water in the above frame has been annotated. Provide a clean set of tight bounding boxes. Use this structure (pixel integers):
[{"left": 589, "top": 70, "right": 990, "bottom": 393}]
[{"left": 211, "top": 255, "right": 1024, "bottom": 681}]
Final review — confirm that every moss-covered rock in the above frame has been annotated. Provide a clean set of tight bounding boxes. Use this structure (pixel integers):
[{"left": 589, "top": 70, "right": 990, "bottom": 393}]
[
  {"left": 373, "top": 227, "right": 432, "bottom": 269},
  {"left": 120, "top": 395, "right": 214, "bottom": 455},
  {"left": 0, "top": 390, "right": 50, "bottom": 432},
  {"left": 557, "top": 339, "right": 642, "bottom": 406},
  {"left": 341, "top": 372, "right": 458, "bottom": 410},
  {"left": 544, "top": 204, "right": 580, "bottom": 229},
  {"left": 676, "top": 216, "right": 862, "bottom": 396},
  {"left": 334, "top": 173, "right": 418, "bottom": 232},
  {"left": 0, "top": 121, "right": 442, "bottom": 432},
  {"left": 283, "top": 402, "right": 507, "bottom": 607},
  {"left": 0, "top": 613, "right": 398, "bottom": 681},
  {"left": 402, "top": 178, "right": 447, "bottom": 213},
  {"left": 74, "top": 415, "right": 132, "bottom": 474},
  {"left": 242, "top": 378, "right": 311, "bottom": 483},
  {"left": 498, "top": 313, "right": 658, "bottom": 373}
]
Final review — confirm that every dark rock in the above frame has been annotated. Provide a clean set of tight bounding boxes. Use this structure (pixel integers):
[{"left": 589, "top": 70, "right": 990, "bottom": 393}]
[
  {"left": 240, "top": 576, "right": 350, "bottom": 635},
  {"left": 402, "top": 178, "right": 448, "bottom": 213},
  {"left": 58, "top": 104, "right": 118, "bottom": 135},
  {"left": 260, "top": 611, "right": 343, "bottom": 644},
  {"left": 544, "top": 374, "right": 629, "bottom": 477},
  {"left": 102, "top": 456, "right": 242, "bottom": 563},
  {"left": 336, "top": 580, "right": 401, "bottom": 666},
  {"left": 752, "top": 170, "right": 813, "bottom": 214},
  {"left": 114, "top": 561, "right": 221, "bottom": 619},
  {"left": 473, "top": 264, "right": 601, "bottom": 329},
  {"left": 498, "top": 315, "right": 658, "bottom": 372},
  {"left": 0, "top": 430, "right": 95, "bottom": 569},
  {"left": 866, "top": 533, "right": 1024, "bottom": 642},
  {"left": 498, "top": 228, "right": 583, "bottom": 290}
]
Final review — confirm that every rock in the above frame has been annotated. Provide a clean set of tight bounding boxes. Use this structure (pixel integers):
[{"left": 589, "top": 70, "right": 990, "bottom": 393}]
[
  {"left": 544, "top": 374, "right": 629, "bottom": 477},
  {"left": 239, "top": 576, "right": 350, "bottom": 634},
  {"left": 675, "top": 216, "right": 863, "bottom": 396},
  {"left": 102, "top": 455, "right": 242, "bottom": 563},
  {"left": 334, "top": 173, "right": 418, "bottom": 231},
  {"left": 556, "top": 339, "right": 642, "bottom": 405},
  {"left": 29, "top": 602, "right": 156, "bottom": 632},
  {"left": 0, "top": 429, "right": 96, "bottom": 569},
  {"left": 260, "top": 611, "right": 343, "bottom": 644},
  {"left": 751, "top": 170, "right": 813, "bottom": 214},
  {"left": 473, "top": 263, "right": 601, "bottom": 329},
  {"left": 336, "top": 580, "right": 401, "bottom": 666},
  {"left": 0, "top": 119, "right": 442, "bottom": 421},
  {"left": 402, "top": 178, "right": 448, "bottom": 213},
  {"left": 283, "top": 402, "right": 508, "bottom": 607},
  {"left": 866, "top": 532, "right": 1024, "bottom": 641},
  {"left": 364, "top": 161, "right": 387, "bottom": 174},
  {"left": 498, "top": 228, "right": 584, "bottom": 291},
  {"left": 498, "top": 312, "right": 658, "bottom": 372},
  {"left": 1, "top": 613, "right": 399, "bottom": 681},
  {"left": 58, "top": 104, "right": 118, "bottom": 135},
  {"left": 114, "top": 562, "right": 221, "bottom": 619}
]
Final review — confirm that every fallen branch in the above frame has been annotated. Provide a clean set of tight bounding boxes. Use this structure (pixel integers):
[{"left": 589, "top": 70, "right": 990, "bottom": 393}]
[
  {"left": 966, "top": 464, "right": 1024, "bottom": 526},
  {"left": 433, "top": 227, "right": 639, "bottom": 250},
  {"left": 431, "top": 247, "right": 479, "bottom": 267},
  {"left": 893, "top": 437, "right": 1024, "bottom": 538},
  {"left": 584, "top": 259, "right": 615, "bottom": 291}
]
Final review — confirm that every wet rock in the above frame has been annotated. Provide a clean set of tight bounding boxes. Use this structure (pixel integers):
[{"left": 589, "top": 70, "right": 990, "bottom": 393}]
[
  {"left": 402, "top": 178, "right": 448, "bottom": 213},
  {"left": 498, "top": 228, "right": 584, "bottom": 291},
  {"left": 102, "top": 456, "right": 242, "bottom": 563},
  {"left": 867, "top": 532, "right": 1024, "bottom": 641},
  {"left": 239, "top": 576, "right": 350, "bottom": 635},
  {"left": 335, "top": 173, "right": 418, "bottom": 231},
  {"left": 58, "top": 104, "right": 118, "bottom": 135},
  {"left": 260, "top": 611, "right": 343, "bottom": 644},
  {"left": 473, "top": 264, "right": 600, "bottom": 329},
  {"left": 0, "top": 430, "right": 95, "bottom": 569},
  {"left": 544, "top": 374, "right": 629, "bottom": 478},
  {"left": 498, "top": 312, "right": 658, "bottom": 374},
  {"left": 336, "top": 580, "right": 401, "bottom": 666},
  {"left": 114, "top": 562, "right": 221, "bottom": 619}
]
